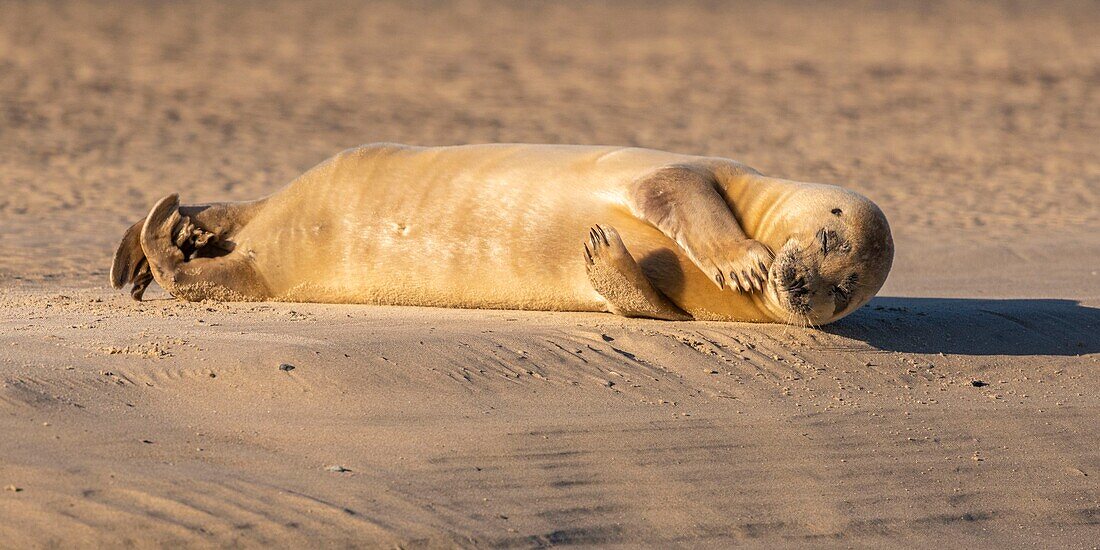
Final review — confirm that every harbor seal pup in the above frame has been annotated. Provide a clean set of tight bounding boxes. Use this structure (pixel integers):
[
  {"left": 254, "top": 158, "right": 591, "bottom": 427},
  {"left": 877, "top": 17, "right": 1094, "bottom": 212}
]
[{"left": 111, "top": 143, "right": 893, "bottom": 325}]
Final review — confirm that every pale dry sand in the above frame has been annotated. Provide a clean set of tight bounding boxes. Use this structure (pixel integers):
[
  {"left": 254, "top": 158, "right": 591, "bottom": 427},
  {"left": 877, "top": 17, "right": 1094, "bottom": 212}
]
[{"left": 1, "top": 0, "right": 1098, "bottom": 547}]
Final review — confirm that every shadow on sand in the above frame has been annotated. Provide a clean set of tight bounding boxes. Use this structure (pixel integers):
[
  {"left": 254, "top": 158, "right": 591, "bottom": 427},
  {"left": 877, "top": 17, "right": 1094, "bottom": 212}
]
[{"left": 828, "top": 297, "right": 1099, "bottom": 356}]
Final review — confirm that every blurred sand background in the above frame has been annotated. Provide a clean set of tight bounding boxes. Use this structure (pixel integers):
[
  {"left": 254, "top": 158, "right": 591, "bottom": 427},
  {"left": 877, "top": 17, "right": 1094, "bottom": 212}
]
[{"left": 1, "top": 0, "right": 1098, "bottom": 547}]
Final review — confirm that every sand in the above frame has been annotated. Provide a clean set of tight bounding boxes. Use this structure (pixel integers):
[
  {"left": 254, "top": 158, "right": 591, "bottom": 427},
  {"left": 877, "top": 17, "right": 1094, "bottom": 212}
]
[{"left": 1, "top": 0, "right": 1098, "bottom": 547}]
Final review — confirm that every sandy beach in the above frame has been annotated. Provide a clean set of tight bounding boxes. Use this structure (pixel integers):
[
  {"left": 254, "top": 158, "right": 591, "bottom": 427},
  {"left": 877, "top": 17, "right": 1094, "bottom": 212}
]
[{"left": 1, "top": 0, "right": 1098, "bottom": 546}]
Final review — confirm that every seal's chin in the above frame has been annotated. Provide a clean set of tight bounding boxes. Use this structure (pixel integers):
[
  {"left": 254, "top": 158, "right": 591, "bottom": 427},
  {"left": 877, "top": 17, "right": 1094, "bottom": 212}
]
[{"left": 766, "top": 285, "right": 836, "bottom": 326}]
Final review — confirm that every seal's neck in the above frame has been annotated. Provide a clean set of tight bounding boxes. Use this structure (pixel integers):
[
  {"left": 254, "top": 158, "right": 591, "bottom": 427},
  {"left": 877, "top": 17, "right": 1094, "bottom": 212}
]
[{"left": 714, "top": 169, "right": 807, "bottom": 251}]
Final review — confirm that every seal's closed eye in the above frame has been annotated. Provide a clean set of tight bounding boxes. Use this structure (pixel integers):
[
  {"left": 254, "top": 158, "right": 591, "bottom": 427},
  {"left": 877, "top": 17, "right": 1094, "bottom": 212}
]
[
  {"left": 832, "top": 284, "right": 850, "bottom": 312},
  {"left": 818, "top": 228, "right": 840, "bottom": 256},
  {"left": 831, "top": 273, "right": 860, "bottom": 314}
]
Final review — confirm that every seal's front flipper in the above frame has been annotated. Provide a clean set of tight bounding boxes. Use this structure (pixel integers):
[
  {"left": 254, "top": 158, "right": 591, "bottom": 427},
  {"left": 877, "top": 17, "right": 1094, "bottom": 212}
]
[
  {"left": 137, "top": 194, "right": 270, "bottom": 302},
  {"left": 627, "top": 165, "right": 773, "bottom": 293},
  {"left": 585, "top": 224, "right": 690, "bottom": 321}
]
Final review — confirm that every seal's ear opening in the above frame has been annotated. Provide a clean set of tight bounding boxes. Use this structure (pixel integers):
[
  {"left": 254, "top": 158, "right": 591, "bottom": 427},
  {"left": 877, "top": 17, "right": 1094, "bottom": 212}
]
[{"left": 110, "top": 219, "right": 155, "bottom": 300}]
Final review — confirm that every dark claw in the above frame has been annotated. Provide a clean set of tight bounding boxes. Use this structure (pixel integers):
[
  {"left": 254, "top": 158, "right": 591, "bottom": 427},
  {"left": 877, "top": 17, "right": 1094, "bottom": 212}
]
[{"left": 594, "top": 225, "right": 609, "bottom": 245}]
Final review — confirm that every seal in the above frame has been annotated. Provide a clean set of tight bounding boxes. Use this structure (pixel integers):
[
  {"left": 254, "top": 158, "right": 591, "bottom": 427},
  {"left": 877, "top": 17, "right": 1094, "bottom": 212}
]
[{"left": 111, "top": 143, "right": 893, "bottom": 325}]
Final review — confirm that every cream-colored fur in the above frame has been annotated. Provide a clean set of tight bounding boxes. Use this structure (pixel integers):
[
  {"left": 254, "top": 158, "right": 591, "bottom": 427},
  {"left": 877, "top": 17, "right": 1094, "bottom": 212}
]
[{"left": 112, "top": 143, "right": 893, "bottom": 325}]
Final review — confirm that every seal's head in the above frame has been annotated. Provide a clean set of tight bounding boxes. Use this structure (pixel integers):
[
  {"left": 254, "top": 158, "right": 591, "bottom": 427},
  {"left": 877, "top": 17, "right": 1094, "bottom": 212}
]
[{"left": 761, "top": 186, "right": 894, "bottom": 326}]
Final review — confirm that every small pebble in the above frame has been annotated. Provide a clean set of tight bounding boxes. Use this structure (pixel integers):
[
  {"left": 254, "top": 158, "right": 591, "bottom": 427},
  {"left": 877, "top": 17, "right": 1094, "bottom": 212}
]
[
  {"left": 5, "top": 485, "right": 21, "bottom": 492},
  {"left": 326, "top": 465, "right": 351, "bottom": 473},
  {"left": 970, "top": 380, "right": 988, "bottom": 387},
  {"left": 279, "top": 363, "right": 295, "bottom": 372}
]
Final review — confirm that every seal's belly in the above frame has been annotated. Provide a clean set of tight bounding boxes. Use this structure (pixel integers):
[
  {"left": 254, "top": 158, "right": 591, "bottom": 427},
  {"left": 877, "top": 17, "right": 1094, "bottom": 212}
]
[
  {"left": 231, "top": 143, "right": 774, "bottom": 320},
  {"left": 237, "top": 144, "right": 668, "bottom": 309},
  {"left": 281, "top": 195, "right": 618, "bottom": 310}
]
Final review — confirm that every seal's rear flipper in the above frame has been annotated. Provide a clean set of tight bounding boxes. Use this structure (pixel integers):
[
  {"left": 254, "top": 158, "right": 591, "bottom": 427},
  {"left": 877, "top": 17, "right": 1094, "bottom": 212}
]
[
  {"left": 135, "top": 194, "right": 270, "bottom": 302},
  {"left": 110, "top": 220, "right": 155, "bottom": 300},
  {"left": 585, "top": 224, "right": 690, "bottom": 321},
  {"left": 111, "top": 196, "right": 232, "bottom": 301}
]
